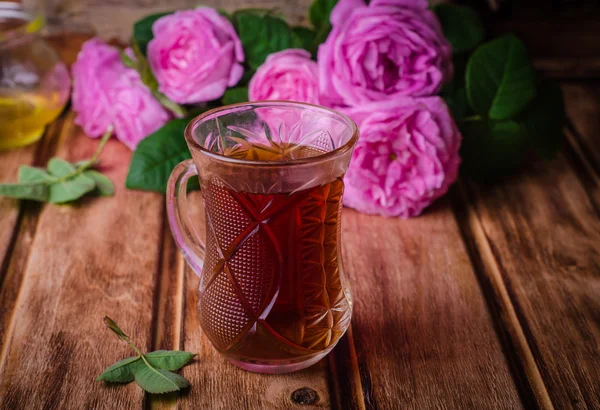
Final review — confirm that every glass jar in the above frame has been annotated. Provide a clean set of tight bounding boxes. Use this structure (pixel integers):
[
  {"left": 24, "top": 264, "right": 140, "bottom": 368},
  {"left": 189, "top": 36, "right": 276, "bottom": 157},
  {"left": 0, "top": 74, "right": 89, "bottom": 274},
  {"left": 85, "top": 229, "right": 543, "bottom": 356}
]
[{"left": 0, "top": 2, "right": 70, "bottom": 150}]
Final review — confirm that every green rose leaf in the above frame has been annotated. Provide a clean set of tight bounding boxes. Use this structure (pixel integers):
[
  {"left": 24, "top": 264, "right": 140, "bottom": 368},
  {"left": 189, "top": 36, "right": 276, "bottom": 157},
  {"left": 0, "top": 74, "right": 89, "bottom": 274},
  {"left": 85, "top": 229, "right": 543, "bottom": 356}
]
[
  {"left": 144, "top": 351, "right": 197, "bottom": 371},
  {"left": 84, "top": 170, "right": 115, "bottom": 196},
  {"left": 222, "top": 87, "right": 249, "bottom": 105},
  {"left": 434, "top": 4, "right": 484, "bottom": 53},
  {"left": 0, "top": 183, "right": 48, "bottom": 202},
  {"left": 133, "top": 364, "right": 190, "bottom": 394},
  {"left": 233, "top": 10, "right": 299, "bottom": 70},
  {"left": 133, "top": 12, "right": 172, "bottom": 55},
  {"left": 460, "top": 118, "right": 528, "bottom": 182},
  {"left": 96, "top": 356, "right": 140, "bottom": 383},
  {"left": 292, "top": 26, "right": 316, "bottom": 52},
  {"left": 49, "top": 174, "right": 96, "bottom": 204},
  {"left": 126, "top": 118, "right": 198, "bottom": 193},
  {"left": 466, "top": 34, "right": 536, "bottom": 120},
  {"left": 309, "top": 0, "right": 337, "bottom": 31}
]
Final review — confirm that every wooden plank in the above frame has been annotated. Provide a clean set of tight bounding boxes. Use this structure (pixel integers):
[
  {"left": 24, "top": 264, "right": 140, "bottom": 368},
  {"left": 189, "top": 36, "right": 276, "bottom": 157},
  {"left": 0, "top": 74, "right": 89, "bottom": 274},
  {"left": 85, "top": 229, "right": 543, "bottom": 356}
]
[
  {"left": 563, "top": 83, "right": 600, "bottom": 172},
  {"left": 461, "top": 150, "right": 600, "bottom": 410},
  {"left": 0, "top": 118, "right": 65, "bottom": 356},
  {"left": 36, "top": 0, "right": 312, "bottom": 41},
  {"left": 171, "top": 191, "right": 333, "bottom": 409},
  {"left": 334, "top": 203, "right": 524, "bottom": 409},
  {"left": 0, "top": 114, "right": 166, "bottom": 409},
  {"left": 0, "top": 145, "right": 37, "bottom": 273}
]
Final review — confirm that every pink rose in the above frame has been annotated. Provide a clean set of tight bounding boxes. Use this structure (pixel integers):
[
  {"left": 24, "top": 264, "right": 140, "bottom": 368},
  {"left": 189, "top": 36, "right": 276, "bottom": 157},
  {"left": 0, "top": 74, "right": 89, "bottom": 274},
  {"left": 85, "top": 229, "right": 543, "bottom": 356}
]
[
  {"left": 148, "top": 8, "right": 244, "bottom": 104},
  {"left": 342, "top": 97, "right": 461, "bottom": 218},
  {"left": 249, "top": 49, "right": 320, "bottom": 104},
  {"left": 318, "top": 0, "right": 452, "bottom": 107},
  {"left": 71, "top": 38, "right": 169, "bottom": 150}
]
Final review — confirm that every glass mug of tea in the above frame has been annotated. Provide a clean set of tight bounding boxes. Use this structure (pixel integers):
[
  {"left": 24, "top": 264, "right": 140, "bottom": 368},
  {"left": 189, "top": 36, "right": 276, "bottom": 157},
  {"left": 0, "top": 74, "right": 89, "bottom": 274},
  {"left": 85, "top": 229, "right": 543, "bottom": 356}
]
[{"left": 166, "top": 101, "right": 358, "bottom": 373}]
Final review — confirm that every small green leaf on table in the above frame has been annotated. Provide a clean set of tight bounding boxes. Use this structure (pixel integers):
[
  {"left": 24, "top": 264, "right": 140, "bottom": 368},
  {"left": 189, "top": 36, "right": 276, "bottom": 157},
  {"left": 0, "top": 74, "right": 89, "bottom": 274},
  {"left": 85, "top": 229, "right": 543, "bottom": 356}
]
[
  {"left": 48, "top": 157, "right": 76, "bottom": 177},
  {"left": 144, "top": 350, "right": 197, "bottom": 371},
  {"left": 133, "top": 12, "right": 172, "bottom": 55},
  {"left": 0, "top": 183, "right": 48, "bottom": 202},
  {"left": 133, "top": 365, "right": 190, "bottom": 394},
  {"left": 96, "top": 356, "right": 140, "bottom": 383},
  {"left": 19, "top": 166, "right": 55, "bottom": 183},
  {"left": 48, "top": 173, "right": 96, "bottom": 204},
  {"left": 434, "top": 4, "right": 484, "bottom": 53},
  {"left": 84, "top": 170, "right": 116, "bottom": 196},
  {"left": 98, "top": 317, "right": 196, "bottom": 394},
  {"left": 222, "top": 87, "right": 249, "bottom": 105},
  {"left": 466, "top": 34, "right": 536, "bottom": 120}
]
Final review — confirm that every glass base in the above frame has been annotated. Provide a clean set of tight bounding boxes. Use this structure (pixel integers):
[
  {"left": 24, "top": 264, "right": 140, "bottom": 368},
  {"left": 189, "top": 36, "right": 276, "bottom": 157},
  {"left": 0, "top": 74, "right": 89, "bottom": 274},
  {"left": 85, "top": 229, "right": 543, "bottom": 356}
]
[
  {"left": 226, "top": 349, "right": 331, "bottom": 374},
  {"left": 0, "top": 126, "right": 44, "bottom": 150}
]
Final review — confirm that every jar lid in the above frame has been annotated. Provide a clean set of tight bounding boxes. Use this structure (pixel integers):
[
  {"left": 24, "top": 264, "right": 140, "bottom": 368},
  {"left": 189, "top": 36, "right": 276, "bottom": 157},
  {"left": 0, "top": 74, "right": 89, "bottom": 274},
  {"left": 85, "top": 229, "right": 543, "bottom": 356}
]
[{"left": 0, "top": 2, "right": 44, "bottom": 43}]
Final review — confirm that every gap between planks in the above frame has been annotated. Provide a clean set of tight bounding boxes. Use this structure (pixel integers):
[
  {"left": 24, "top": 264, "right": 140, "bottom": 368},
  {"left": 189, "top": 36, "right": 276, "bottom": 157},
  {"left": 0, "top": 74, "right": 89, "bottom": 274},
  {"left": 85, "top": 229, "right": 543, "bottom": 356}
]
[
  {"left": 0, "top": 115, "right": 70, "bottom": 370},
  {"left": 452, "top": 182, "right": 555, "bottom": 410},
  {"left": 147, "top": 217, "right": 186, "bottom": 410}
]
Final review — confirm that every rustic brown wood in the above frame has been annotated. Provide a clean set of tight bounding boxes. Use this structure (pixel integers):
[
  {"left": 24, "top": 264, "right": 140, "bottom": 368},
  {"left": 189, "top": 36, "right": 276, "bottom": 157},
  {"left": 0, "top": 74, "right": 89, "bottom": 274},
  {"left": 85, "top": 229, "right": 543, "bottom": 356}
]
[
  {"left": 460, "top": 150, "right": 600, "bottom": 409},
  {"left": 31, "top": 0, "right": 312, "bottom": 41},
  {"left": 0, "top": 145, "right": 36, "bottom": 274},
  {"left": 335, "top": 203, "right": 524, "bottom": 409},
  {"left": 0, "top": 113, "right": 166, "bottom": 409}
]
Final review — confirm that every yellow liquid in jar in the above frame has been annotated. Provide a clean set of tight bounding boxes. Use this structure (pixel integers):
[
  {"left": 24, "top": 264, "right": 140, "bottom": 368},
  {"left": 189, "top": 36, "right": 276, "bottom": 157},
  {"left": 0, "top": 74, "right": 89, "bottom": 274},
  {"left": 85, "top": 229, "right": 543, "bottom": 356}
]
[{"left": 0, "top": 90, "right": 65, "bottom": 150}]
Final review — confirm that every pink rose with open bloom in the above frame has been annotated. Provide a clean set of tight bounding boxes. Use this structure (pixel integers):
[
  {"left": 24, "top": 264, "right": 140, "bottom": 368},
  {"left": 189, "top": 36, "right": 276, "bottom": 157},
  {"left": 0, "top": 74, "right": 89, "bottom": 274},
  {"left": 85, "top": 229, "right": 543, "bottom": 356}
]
[
  {"left": 71, "top": 38, "right": 169, "bottom": 150},
  {"left": 148, "top": 8, "right": 244, "bottom": 104},
  {"left": 342, "top": 97, "right": 461, "bottom": 218},
  {"left": 318, "top": 0, "right": 452, "bottom": 107},
  {"left": 249, "top": 49, "right": 320, "bottom": 104}
]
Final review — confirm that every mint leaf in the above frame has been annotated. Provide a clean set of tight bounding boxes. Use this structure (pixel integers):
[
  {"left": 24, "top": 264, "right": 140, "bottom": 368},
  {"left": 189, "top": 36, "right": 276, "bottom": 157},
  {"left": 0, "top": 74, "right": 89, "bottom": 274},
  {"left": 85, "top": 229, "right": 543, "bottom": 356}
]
[
  {"left": 18, "top": 166, "right": 55, "bottom": 184},
  {"left": 309, "top": 0, "right": 337, "bottom": 31},
  {"left": 460, "top": 118, "right": 527, "bottom": 181},
  {"left": 233, "top": 10, "right": 299, "bottom": 70},
  {"left": 133, "top": 12, "right": 172, "bottom": 55},
  {"left": 133, "top": 364, "right": 189, "bottom": 394},
  {"left": 222, "top": 87, "right": 249, "bottom": 105},
  {"left": 144, "top": 351, "right": 196, "bottom": 371},
  {"left": 97, "top": 356, "right": 140, "bottom": 383},
  {"left": 434, "top": 4, "right": 484, "bottom": 53},
  {"left": 48, "top": 157, "right": 76, "bottom": 177},
  {"left": 84, "top": 170, "right": 115, "bottom": 196},
  {"left": 126, "top": 118, "right": 198, "bottom": 193},
  {"left": 48, "top": 174, "right": 96, "bottom": 203},
  {"left": 0, "top": 183, "right": 48, "bottom": 201},
  {"left": 466, "top": 34, "right": 536, "bottom": 120}
]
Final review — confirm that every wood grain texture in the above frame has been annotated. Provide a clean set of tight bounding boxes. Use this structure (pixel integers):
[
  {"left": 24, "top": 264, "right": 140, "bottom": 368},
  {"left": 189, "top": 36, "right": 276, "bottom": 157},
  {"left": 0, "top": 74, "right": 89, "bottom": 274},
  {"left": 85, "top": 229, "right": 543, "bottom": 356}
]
[
  {"left": 0, "top": 114, "right": 165, "bottom": 410},
  {"left": 28, "top": 0, "right": 312, "bottom": 41},
  {"left": 0, "top": 145, "right": 36, "bottom": 274},
  {"left": 336, "top": 203, "right": 524, "bottom": 410},
  {"left": 462, "top": 150, "right": 600, "bottom": 410}
]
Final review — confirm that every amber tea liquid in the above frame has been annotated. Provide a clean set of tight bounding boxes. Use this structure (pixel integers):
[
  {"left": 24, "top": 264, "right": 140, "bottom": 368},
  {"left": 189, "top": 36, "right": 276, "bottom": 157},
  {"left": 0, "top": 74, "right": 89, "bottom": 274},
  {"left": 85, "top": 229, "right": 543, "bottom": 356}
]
[{"left": 197, "top": 142, "right": 352, "bottom": 370}]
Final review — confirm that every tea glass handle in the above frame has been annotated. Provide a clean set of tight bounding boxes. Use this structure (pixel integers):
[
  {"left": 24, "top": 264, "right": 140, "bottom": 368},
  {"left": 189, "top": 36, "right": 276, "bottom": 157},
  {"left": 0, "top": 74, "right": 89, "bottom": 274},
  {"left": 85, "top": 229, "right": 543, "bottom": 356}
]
[{"left": 166, "top": 159, "right": 205, "bottom": 277}]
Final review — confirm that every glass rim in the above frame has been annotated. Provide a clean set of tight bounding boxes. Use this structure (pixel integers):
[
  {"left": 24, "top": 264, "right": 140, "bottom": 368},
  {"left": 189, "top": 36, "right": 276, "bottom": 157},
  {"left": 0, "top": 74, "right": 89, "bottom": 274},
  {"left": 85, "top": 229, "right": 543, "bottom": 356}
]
[
  {"left": 0, "top": 2, "right": 43, "bottom": 44},
  {"left": 184, "top": 100, "right": 359, "bottom": 167}
]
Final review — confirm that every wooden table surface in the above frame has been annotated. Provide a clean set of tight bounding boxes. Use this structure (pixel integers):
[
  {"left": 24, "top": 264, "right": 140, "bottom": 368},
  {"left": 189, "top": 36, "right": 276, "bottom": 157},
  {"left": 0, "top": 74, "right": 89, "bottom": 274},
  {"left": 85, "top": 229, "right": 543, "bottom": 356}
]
[{"left": 1, "top": 35, "right": 599, "bottom": 410}]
